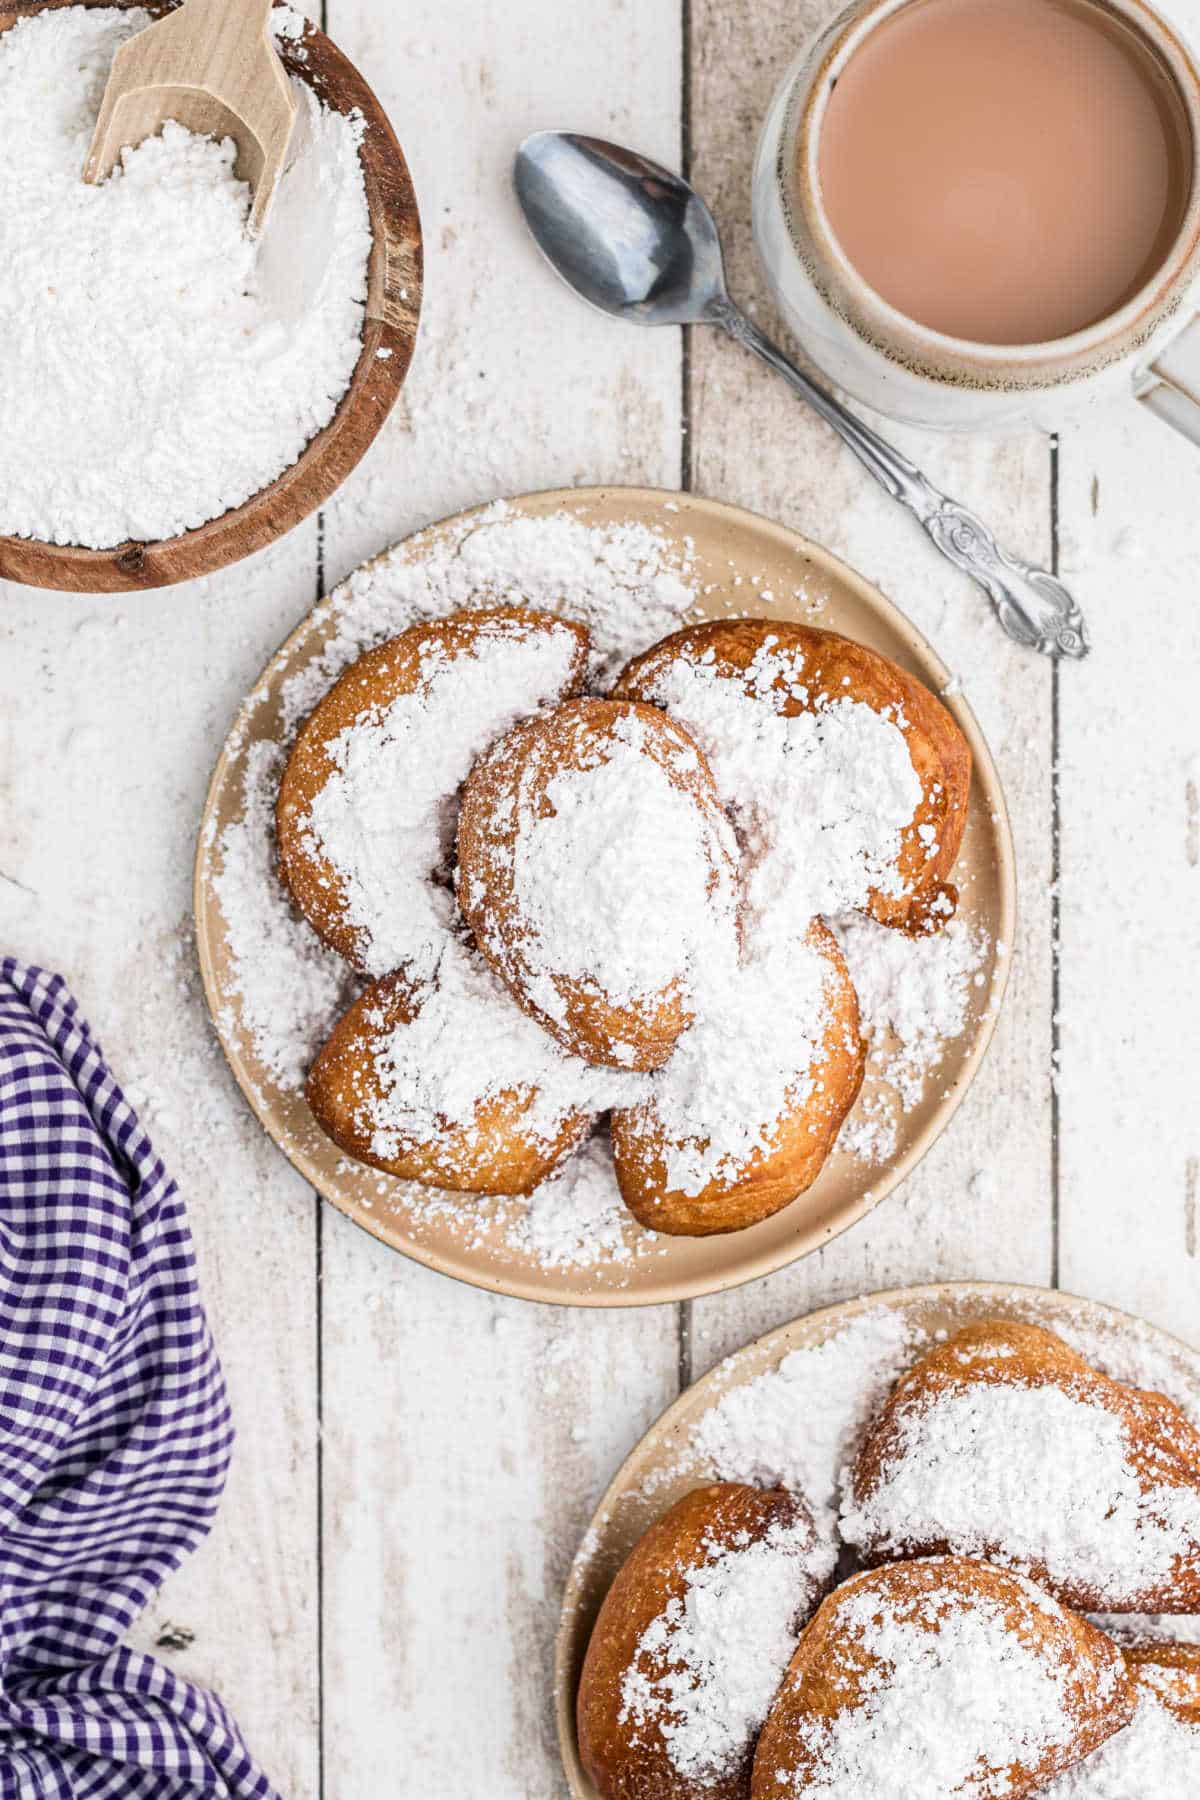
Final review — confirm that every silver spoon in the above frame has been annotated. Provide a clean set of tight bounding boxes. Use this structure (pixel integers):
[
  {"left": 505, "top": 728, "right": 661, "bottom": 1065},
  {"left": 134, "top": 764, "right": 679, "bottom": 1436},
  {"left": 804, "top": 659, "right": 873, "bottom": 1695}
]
[{"left": 514, "top": 131, "right": 1088, "bottom": 660}]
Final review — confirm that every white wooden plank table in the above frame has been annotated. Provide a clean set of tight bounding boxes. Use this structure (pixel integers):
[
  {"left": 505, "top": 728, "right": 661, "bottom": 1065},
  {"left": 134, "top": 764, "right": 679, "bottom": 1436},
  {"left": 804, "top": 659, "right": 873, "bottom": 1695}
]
[{"left": 1, "top": 0, "right": 1198, "bottom": 1794}]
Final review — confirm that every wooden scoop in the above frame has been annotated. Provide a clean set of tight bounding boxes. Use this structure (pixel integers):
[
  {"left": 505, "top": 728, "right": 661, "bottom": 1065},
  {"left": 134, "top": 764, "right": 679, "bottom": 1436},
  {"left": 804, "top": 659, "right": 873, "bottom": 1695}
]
[{"left": 83, "top": 0, "right": 298, "bottom": 230}]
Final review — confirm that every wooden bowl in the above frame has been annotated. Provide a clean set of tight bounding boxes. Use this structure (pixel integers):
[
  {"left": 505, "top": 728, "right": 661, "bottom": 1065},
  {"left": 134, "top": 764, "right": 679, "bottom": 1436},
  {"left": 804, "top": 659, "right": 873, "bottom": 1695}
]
[{"left": 0, "top": 0, "right": 423, "bottom": 592}]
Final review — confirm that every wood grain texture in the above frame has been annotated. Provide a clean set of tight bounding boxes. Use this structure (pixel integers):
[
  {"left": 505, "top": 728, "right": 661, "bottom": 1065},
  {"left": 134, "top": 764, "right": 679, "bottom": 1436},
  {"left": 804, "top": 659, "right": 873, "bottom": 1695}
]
[
  {"left": 315, "top": 1, "right": 684, "bottom": 1794},
  {"left": 1048, "top": 0, "right": 1200, "bottom": 1349},
  {"left": 685, "top": 0, "right": 1055, "bottom": 1373},
  {"left": 0, "top": 526, "right": 325, "bottom": 1797},
  {"left": 2, "top": 0, "right": 1199, "bottom": 1793},
  {"left": 1055, "top": 396, "right": 1200, "bottom": 1345}
]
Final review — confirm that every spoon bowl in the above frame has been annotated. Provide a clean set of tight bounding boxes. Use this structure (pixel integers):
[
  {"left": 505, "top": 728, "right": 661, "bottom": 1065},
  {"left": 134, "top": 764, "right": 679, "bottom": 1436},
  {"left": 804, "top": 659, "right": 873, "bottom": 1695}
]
[{"left": 515, "top": 131, "right": 726, "bottom": 325}]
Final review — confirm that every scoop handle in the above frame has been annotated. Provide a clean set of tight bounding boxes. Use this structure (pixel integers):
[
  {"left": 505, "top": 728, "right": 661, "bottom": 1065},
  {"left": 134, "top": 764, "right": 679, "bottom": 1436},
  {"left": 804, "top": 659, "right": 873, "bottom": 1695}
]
[{"left": 176, "top": 0, "right": 276, "bottom": 34}]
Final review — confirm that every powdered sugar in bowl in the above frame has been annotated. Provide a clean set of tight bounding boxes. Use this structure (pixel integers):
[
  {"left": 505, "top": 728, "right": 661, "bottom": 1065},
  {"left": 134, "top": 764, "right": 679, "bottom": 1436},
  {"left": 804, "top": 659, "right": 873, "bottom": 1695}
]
[{"left": 0, "top": 1, "right": 422, "bottom": 593}]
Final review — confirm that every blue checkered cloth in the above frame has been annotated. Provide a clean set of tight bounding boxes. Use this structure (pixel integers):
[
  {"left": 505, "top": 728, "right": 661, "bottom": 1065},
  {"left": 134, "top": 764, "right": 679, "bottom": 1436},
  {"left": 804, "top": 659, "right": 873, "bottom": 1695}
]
[{"left": 0, "top": 961, "right": 282, "bottom": 1799}]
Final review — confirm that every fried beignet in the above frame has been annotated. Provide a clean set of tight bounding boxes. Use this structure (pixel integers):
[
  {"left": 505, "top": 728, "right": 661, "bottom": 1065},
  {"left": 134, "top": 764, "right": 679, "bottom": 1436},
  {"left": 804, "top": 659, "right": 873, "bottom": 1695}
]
[
  {"left": 613, "top": 619, "right": 971, "bottom": 935},
  {"left": 277, "top": 606, "right": 589, "bottom": 977},
  {"left": 1041, "top": 1641, "right": 1200, "bottom": 1794},
  {"left": 577, "top": 1483, "right": 835, "bottom": 1800},
  {"left": 841, "top": 1320, "right": 1200, "bottom": 1613},
  {"left": 750, "top": 1558, "right": 1133, "bottom": 1798},
  {"left": 305, "top": 940, "right": 592, "bottom": 1195},
  {"left": 1123, "top": 1640, "right": 1200, "bottom": 1723},
  {"left": 457, "top": 697, "right": 740, "bottom": 1071},
  {"left": 609, "top": 921, "right": 864, "bottom": 1236}
]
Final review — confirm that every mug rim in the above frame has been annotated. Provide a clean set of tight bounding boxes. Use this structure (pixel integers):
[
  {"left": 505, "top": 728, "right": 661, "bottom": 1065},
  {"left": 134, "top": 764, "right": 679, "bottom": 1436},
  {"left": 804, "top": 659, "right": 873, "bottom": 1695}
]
[{"left": 785, "top": 0, "right": 1200, "bottom": 370}]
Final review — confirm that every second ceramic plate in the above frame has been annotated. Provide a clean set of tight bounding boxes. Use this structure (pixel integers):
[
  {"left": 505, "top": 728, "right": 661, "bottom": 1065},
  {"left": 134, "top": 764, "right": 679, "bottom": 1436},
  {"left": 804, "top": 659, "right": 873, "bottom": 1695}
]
[
  {"left": 194, "top": 487, "right": 1014, "bottom": 1305},
  {"left": 555, "top": 1282, "right": 1200, "bottom": 1796}
]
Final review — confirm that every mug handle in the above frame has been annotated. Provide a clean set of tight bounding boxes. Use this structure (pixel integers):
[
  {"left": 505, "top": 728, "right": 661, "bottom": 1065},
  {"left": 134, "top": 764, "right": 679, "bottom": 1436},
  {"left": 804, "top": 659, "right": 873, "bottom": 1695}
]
[{"left": 1135, "top": 313, "right": 1200, "bottom": 446}]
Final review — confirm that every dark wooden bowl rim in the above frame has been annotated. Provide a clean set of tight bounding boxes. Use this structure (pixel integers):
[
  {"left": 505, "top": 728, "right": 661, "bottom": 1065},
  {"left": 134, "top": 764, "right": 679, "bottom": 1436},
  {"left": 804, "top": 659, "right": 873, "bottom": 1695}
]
[{"left": 0, "top": 0, "right": 423, "bottom": 592}]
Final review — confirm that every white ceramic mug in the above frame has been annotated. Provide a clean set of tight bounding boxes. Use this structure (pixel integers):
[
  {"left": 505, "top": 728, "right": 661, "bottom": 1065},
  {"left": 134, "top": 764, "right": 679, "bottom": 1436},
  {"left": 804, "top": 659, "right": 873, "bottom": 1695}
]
[{"left": 753, "top": 0, "right": 1200, "bottom": 437}]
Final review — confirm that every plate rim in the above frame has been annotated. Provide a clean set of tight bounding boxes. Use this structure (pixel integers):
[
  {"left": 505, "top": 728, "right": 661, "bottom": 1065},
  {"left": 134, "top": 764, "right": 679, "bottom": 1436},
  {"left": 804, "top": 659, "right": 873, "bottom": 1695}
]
[
  {"left": 552, "top": 1279, "right": 1200, "bottom": 1796},
  {"left": 193, "top": 484, "right": 1018, "bottom": 1307}
]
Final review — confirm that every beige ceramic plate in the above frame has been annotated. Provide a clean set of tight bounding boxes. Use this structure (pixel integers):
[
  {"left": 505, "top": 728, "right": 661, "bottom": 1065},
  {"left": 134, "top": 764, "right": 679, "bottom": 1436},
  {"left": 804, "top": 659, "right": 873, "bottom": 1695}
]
[
  {"left": 554, "top": 1281, "right": 1200, "bottom": 1797},
  {"left": 194, "top": 487, "right": 1015, "bottom": 1306}
]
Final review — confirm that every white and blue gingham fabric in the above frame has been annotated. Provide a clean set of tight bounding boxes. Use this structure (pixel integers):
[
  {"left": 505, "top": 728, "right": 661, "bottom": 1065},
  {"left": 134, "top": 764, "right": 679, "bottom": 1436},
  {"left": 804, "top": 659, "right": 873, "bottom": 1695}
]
[{"left": 0, "top": 960, "right": 282, "bottom": 1799}]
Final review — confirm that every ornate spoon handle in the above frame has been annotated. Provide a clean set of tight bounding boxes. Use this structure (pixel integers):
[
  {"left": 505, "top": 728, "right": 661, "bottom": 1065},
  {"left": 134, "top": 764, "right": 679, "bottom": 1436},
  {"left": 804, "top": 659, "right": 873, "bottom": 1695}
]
[{"left": 713, "top": 300, "right": 1089, "bottom": 659}]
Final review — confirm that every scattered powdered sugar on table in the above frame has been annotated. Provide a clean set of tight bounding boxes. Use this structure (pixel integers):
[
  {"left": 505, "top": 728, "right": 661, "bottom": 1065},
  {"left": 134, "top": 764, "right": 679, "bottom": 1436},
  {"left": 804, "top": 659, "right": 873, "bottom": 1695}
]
[
  {"left": 619, "top": 1513, "right": 836, "bottom": 1785},
  {"left": 1040, "top": 1691, "right": 1200, "bottom": 1796},
  {"left": 299, "top": 617, "right": 584, "bottom": 980},
  {"left": 786, "top": 1582, "right": 1086, "bottom": 1796},
  {"left": 839, "top": 1382, "right": 1200, "bottom": 1604},
  {"left": 0, "top": 6, "right": 370, "bottom": 547},
  {"left": 691, "top": 1309, "right": 918, "bottom": 1528}
]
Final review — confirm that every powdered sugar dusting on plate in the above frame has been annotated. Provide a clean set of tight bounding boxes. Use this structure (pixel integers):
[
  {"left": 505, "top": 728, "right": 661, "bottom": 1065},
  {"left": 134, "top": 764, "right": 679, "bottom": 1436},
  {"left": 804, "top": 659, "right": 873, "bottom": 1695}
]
[
  {"left": 692, "top": 1308, "right": 918, "bottom": 1528},
  {"left": 834, "top": 913, "right": 994, "bottom": 1163},
  {"left": 277, "top": 505, "right": 699, "bottom": 738},
  {"left": 501, "top": 1133, "right": 646, "bottom": 1270},
  {"left": 208, "top": 504, "right": 993, "bottom": 1274},
  {"left": 212, "top": 738, "right": 353, "bottom": 1093}
]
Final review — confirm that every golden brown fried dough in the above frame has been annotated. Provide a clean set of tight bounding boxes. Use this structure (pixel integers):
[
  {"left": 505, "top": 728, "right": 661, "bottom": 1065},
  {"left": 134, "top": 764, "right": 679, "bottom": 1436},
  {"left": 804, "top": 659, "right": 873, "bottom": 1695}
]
[
  {"left": 305, "top": 948, "right": 591, "bottom": 1195},
  {"left": 751, "top": 1558, "right": 1134, "bottom": 1799},
  {"left": 457, "top": 697, "right": 739, "bottom": 1071},
  {"left": 843, "top": 1320, "right": 1200, "bottom": 1612},
  {"left": 1123, "top": 1640, "right": 1200, "bottom": 1725},
  {"left": 614, "top": 619, "right": 971, "bottom": 935},
  {"left": 578, "top": 1483, "right": 834, "bottom": 1800},
  {"left": 277, "top": 606, "right": 589, "bottom": 973},
  {"left": 609, "top": 921, "right": 864, "bottom": 1236},
  {"left": 1037, "top": 1637, "right": 1200, "bottom": 1793}
]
